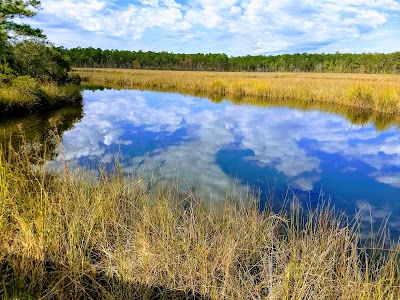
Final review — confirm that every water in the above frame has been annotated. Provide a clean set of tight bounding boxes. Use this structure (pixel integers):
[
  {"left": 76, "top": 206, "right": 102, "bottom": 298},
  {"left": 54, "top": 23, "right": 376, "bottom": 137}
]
[{"left": 2, "top": 89, "right": 400, "bottom": 236}]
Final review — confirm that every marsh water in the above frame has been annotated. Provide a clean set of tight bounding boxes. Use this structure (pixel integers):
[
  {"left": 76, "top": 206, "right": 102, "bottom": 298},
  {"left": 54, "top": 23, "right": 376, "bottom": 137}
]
[{"left": 2, "top": 89, "right": 400, "bottom": 236}]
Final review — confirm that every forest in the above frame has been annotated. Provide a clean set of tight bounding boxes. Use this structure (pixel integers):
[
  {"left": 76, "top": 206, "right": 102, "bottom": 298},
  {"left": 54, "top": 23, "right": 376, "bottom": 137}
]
[{"left": 62, "top": 47, "right": 400, "bottom": 74}]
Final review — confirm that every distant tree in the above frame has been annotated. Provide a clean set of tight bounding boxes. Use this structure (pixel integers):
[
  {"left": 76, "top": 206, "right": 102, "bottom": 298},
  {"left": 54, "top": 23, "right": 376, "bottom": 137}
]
[{"left": 132, "top": 60, "right": 141, "bottom": 69}]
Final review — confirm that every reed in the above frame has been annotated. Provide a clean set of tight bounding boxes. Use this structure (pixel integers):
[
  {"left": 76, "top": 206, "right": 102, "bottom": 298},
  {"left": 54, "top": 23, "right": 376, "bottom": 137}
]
[
  {"left": 75, "top": 69, "right": 400, "bottom": 115},
  {"left": 0, "top": 137, "right": 399, "bottom": 299}
]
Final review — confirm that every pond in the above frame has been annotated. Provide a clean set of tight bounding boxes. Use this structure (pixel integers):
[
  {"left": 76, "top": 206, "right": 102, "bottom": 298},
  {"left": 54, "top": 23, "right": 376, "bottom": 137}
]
[{"left": 2, "top": 89, "right": 400, "bottom": 237}]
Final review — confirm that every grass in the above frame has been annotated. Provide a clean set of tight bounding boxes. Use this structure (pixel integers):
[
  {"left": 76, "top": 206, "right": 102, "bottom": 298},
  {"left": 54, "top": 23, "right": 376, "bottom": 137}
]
[
  {"left": 0, "top": 137, "right": 399, "bottom": 299},
  {"left": 0, "top": 79, "right": 82, "bottom": 115},
  {"left": 75, "top": 69, "right": 400, "bottom": 130}
]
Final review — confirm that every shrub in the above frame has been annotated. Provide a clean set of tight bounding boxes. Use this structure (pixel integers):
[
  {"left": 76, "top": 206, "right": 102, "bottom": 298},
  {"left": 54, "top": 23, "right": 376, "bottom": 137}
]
[
  {"left": 11, "top": 75, "right": 39, "bottom": 96},
  {"left": 0, "top": 62, "right": 15, "bottom": 86},
  {"left": 64, "top": 74, "right": 81, "bottom": 85},
  {"left": 12, "top": 41, "right": 70, "bottom": 84}
]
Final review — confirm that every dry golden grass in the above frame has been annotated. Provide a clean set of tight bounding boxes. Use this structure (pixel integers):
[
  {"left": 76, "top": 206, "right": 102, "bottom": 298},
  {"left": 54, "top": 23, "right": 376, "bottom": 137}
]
[
  {"left": 75, "top": 69, "right": 400, "bottom": 115},
  {"left": 0, "top": 138, "right": 399, "bottom": 299}
]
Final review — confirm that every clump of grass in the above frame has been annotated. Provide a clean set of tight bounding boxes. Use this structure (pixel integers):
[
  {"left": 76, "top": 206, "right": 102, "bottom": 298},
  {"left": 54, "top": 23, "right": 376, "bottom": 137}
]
[
  {"left": 0, "top": 76, "right": 41, "bottom": 111},
  {"left": 0, "top": 137, "right": 399, "bottom": 299},
  {"left": 347, "top": 86, "right": 374, "bottom": 109},
  {"left": 208, "top": 79, "right": 227, "bottom": 96},
  {"left": 374, "top": 88, "right": 400, "bottom": 114},
  {"left": 41, "top": 82, "right": 82, "bottom": 106}
]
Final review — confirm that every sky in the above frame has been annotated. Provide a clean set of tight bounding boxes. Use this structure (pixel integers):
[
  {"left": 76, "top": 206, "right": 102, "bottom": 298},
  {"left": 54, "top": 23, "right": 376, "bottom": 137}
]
[{"left": 24, "top": 0, "right": 400, "bottom": 55}]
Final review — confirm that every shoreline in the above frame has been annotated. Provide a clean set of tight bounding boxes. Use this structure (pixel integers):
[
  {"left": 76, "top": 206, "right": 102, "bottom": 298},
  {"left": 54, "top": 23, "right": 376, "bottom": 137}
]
[
  {"left": 75, "top": 68, "right": 400, "bottom": 114},
  {"left": 0, "top": 82, "right": 82, "bottom": 116},
  {"left": 76, "top": 68, "right": 400, "bottom": 130}
]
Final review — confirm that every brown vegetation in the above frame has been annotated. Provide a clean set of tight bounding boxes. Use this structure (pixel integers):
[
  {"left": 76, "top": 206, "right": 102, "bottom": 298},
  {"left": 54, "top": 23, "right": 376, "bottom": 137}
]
[{"left": 0, "top": 140, "right": 399, "bottom": 299}]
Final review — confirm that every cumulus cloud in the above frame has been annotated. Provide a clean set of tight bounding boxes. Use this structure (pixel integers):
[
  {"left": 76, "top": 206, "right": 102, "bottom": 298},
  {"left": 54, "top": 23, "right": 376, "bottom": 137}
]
[
  {"left": 39, "top": 0, "right": 186, "bottom": 40},
  {"left": 25, "top": 0, "right": 399, "bottom": 54},
  {"left": 355, "top": 200, "right": 393, "bottom": 224},
  {"left": 372, "top": 172, "right": 400, "bottom": 188}
]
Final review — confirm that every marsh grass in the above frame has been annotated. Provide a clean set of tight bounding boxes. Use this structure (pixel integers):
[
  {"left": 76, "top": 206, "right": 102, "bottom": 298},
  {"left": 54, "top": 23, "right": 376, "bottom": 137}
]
[
  {"left": 0, "top": 135, "right": 399, "bottom": 299},
  {"left": 0, "top": 80, "right": 82, "bottom": 115},
  {"left": 76, "top": 69, "right": 400, "bottom": 125}
]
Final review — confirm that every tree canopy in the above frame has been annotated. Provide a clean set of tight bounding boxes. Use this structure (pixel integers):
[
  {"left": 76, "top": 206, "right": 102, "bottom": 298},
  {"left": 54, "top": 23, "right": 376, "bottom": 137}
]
[
  {"left": 13, "top": 41, "right": 71, "bottom": 82},
  {"left": 0, "top": 0, "right": 45, "bottom": 40}
]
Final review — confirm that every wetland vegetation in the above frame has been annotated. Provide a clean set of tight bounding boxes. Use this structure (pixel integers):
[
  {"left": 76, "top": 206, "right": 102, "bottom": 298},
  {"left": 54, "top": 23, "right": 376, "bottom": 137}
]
[
  {"left": 77, "top": 68, "right": 400, "bottom": 129},
  {"left": 2, "top": 88, "right": 400, "bottom": 299},
  {"left": 1, "top": 141, "right": 399, "bottom": 299}
]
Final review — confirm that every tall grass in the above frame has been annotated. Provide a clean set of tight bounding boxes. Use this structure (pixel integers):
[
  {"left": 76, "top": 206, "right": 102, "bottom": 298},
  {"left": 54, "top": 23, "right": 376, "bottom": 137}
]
[
  {"left": 0, "top": 137, "right": 399, "bottom": 299},
  {"left": 0, "top": 80, "right": 82, "bottom": 115}
]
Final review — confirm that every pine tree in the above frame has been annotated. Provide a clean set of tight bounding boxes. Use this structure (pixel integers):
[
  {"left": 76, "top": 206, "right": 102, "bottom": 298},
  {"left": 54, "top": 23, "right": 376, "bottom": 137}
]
[{"left": 0, "top": 0, "right": 45, "bottom": 79}]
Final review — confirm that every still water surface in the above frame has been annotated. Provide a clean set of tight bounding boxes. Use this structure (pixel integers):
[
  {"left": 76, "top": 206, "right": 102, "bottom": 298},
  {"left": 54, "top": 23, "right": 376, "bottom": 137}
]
[{"left": 4, "top": 89, "right": 400, "bottom": 236}]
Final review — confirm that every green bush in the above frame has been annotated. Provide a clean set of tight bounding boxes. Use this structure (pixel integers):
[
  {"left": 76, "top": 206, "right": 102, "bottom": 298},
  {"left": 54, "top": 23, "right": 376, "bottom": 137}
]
[
  {"left": 11, "top": 75, "right": 39, "bottom": 95},
  {"left": 12, "top": 41, "right": 71, "bottom": 84},
  {"left": 0, "top": 62, "right": 15, "bottom": 86}
]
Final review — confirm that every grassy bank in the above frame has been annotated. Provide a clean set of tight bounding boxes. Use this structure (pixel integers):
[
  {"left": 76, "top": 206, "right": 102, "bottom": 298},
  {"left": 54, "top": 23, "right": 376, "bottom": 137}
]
[
  {"left": 0, "top": 143, "right": 399, "bottom": 299},
  {"left": 0, "top": 76, "right": 82, "bottom": 115},
  {"left": 76, "top": 68, "right": 400, "bottom": 115}
]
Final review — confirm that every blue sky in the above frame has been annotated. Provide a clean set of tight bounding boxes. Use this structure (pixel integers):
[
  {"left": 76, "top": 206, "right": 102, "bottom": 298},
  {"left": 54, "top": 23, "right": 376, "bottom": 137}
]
[{"left": 25, "top": 0, "right": 400, "bottom": 55}]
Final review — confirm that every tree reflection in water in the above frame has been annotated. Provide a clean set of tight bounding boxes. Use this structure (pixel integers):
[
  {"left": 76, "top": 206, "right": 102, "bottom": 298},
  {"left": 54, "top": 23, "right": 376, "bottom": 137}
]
[{"left": 0, "top": 102, "right": 84, "bottom": 164}]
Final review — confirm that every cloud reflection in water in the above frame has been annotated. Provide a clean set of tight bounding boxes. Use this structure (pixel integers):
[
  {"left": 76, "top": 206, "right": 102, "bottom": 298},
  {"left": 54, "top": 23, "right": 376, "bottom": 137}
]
[{"left": 49, "top": 89, "right": 400, "bottom": 234}]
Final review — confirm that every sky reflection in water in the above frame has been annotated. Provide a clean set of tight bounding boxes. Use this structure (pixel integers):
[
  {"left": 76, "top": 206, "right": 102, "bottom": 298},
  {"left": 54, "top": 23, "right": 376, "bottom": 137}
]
[{"left": 49, "top": 89, "right": 400, "bottom": 236}]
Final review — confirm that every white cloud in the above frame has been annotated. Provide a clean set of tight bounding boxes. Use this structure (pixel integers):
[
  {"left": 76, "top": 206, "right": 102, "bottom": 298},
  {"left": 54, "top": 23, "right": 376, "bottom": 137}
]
[
  {"left": 54, "top": 90, "right": 400, "bottom": 192},
  {"left": 372, "top": 172, "right": 400, "bottom": 188},
  {"left": 25, "top": 0, "right": 399, "bottom": 54},
  {"left": 54, "top": 90, "right": 189, "bottom": 161},
  {"left": 39, "top": 0, "right": 186, "bottom": 40},
  {"left": 137, "top": 0, "right": 160, "bottom": 7},
  {"left": 355, "top": 200, "right": 392, "bottom": 223}
]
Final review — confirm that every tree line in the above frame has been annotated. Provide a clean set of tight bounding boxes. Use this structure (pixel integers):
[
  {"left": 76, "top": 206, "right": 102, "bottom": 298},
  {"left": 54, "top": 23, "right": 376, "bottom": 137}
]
[{"left": 62, "top": 47, "right": 400, "bottom": 74}]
